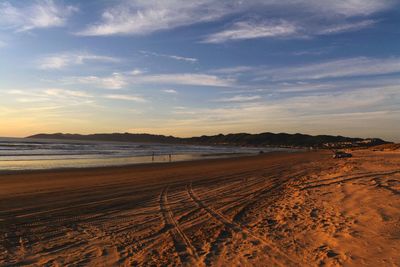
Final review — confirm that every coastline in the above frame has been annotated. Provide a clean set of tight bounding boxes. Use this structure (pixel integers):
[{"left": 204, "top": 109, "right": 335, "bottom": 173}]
[
  {"left": 0, "top": 151, "right": 301, "bottom": 181},
  {"left": 1, "top": 137, "right": 292, "bottom": 172},
  {"left": 0, "top": 151, "right": 283, "bottom": 175}
]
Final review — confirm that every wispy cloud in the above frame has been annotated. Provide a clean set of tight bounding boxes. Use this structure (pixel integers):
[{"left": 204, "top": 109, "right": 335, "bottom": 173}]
[
  {"left": 5, "top": 88, "right": 92, "bottom": 105},
  {"left": 76, "top": 0, "right": 392, "bottom": 38},
  {"left": 8, "top": 88, "right": 92, "bottom": 98},
  {"left": 131, "top": 68, "right": 144, "bottom": 75},
  {"left": 67, "top": 73, "right": 127, "bottom": 89},
  {"left": 307, "top": 0, "right": 392, "bottom": 16},
  {"left": 138, "top": 73, "right": 234, "bottom": 87},
  {"left": 76, "top": 1, "right": 234, "bottom": 36},
  {"left": 0, "top": 0, "right": 77, "bottom": 32},
  {"left": 163, "top": 89, "right": 178, "bottom": 94},
  {"left": 292, "top": 47, "right": 335, "bottom": 56},
  {"left": 38, "top": 52, "right": 120, "bottom": 70},
  {"left": 272, "top": 82, "right": 336, "bottom": 93},
  {"left": 204, "top": 18, "right": 378, "bottom": 43},
  {"left": 318, "top": 20, "right": 376, "bottom": 35},
  {"left": 60, "top": 55, "right": 400, "bottom": 91},
  {"left": 104, "top": 94, "right": 146, "bottom": 102},
  {"left": 211, "top": 66, "right": 255, "bottom": 74},
  {"left": 214, "top": 95, "right": 261, "bottom": 102},
  {"left": 43, "top": 88, "right": 92, "bottom": 98},
  {"left": 66, "top": 72, "right": 234, "bottom": 88},
  {"left": 255, "top": 57, "right": 400, "bottom": 81},
  {"left": 140, "top": 51, "right": 198, "bottom": 63},
  {"left": 203, "top": 20, "right": 299, "bottom": 43}
]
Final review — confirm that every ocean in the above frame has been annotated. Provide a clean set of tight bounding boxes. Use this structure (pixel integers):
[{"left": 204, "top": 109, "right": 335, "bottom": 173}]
[{"left": 0, "top": 137, "right": 291, "bottom": 171}]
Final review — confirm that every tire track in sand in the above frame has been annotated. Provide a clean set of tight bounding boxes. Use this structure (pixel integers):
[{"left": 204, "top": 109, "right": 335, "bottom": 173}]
[
  {"left": 299, "top": 170, "right": 400, "bottom": 191},
  {"left": 187, "top": 183, "right": 297, "bottom": 266},
  {"left": 117, "top": 186, "right": 171, "bottom": 265},
  {"left": 160, "top": 186, "right": 200, "bottom": 265}
]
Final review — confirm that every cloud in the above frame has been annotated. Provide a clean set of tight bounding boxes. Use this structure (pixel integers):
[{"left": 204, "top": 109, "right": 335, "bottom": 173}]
[
  {"left": 292, "top": 47, "right": 335, "bottom": 56},
  {"left": 43, "top": 88, "right": 92, "bottom": 98},
  {"left": 140, "top": 51, "right": 198, "bottom": 63},
  {"left": 204, "top": 18, "right": 378, "bottom": 43},
  {"left": 318, "top": 20, "right": 376, "bottom": 35},
  {"left": 138, "top": 73, "right": 234, "bottom": 87},
  {"left": 104, "top": 94, "right": 146, "bottom": 102},
  {"left": 163, "top": 89, "right": 178, "bottom": 94},
  {"left": 203, "top": 20, "right": 299, "bottom": 43},
  {"left": 76, "top": 0, "right": 393, "bottom": 37},
  {"left": 255, "top": 57, "right": 400, "bottom": 81},
  {"left": 0, "top": 40, "right": 6, "bottom": 48},
  {"left": 272, "top": 82, "right": 336, "bottom": 93},
  {"left": 249, "top": 76, "right": 400, "bottom": 95},
  {"left": 38, "top": 52, "right": 120, "bottom": 70},
  {"left": 68, "top": 73, "right": 127, "bottom": 89},
  {"left": 61, "top": 55, "right": 400, "bottom": 92},
  {"left": 215, "top": 95, "right": 261, "bottom": 102},
  {"left": 67, "top": 72, "right": 233, "bottom": 88},
  {"left": 76, "top": 0, "right": 234, "bottom": 36},
  {"left": 6, "top": 88, "right": 92, "bottom": 104},
  {"left": 211, "top": 66, "right": 255, "bottom": 74},
  {"left": 0, "top": 0, "right": 77, "bottom": 32},
  {"left": 131, "top": 68, "right": 144, "bottom": 75},
  {"left": 306, "top": 0, "right": 393, "bottom": 16},
  {"left": 8, "top": 88, "right": 92, "bottom": 98}
]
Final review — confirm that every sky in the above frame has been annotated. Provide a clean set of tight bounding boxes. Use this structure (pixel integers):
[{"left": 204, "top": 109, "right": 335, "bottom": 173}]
[{"left": 0, "top": 0, "right": 400, "bottom": 141}]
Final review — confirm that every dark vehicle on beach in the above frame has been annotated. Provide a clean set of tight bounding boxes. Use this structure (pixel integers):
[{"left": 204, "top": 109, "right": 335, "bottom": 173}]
[{"left": 333, "top": 151, "right": 352, "bottom": 159}]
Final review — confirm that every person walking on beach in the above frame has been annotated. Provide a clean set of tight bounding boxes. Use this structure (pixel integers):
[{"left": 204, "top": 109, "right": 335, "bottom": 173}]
[{"left": 169, "top": 154, "right": 172, "bottom": 162}]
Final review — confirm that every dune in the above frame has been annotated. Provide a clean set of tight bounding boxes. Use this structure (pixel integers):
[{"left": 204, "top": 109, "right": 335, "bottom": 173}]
[
  {"left": 0, "top": 150, "right": 399, "bottom": 266},
  {"left": 370, "top": 143, "right": 400, "bottom": 151}
]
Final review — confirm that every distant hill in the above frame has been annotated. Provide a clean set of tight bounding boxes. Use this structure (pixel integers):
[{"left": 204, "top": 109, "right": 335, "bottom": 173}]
[{"left": 27, "top": 132, "right": 390, "bottom": 149}]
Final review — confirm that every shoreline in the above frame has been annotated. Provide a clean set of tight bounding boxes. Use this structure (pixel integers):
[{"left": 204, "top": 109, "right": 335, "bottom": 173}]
[
  {"left": 0, "top": 151, "right": 301, "bottom": 178},
  {"left": 0, "top": 150, "right": 298, "bottom": 176}
]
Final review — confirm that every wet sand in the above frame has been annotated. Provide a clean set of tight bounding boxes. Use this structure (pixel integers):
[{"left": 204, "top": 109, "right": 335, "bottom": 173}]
[{"left": 1, "top": 150, "right": 399, "bottom": 266}]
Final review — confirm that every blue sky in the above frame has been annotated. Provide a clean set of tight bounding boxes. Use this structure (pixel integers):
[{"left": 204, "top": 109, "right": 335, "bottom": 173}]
[{"left": 0, "top": 0, "right": 400, "bottom": 141}]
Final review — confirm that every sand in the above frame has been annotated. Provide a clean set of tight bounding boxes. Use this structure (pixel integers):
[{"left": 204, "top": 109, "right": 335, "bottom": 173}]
[{"left": 0, "top": 150, "right": 399, "bottom": 266}]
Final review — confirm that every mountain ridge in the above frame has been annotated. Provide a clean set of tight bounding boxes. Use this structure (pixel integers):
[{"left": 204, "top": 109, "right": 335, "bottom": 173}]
[{"left": 27, "top": 132, "right": 390, "bottom": 149}]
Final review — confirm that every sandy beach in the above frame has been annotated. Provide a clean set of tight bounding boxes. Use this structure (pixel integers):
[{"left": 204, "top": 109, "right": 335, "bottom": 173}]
[{"left": 1, "top": 150, "right": 399, "bottom": 266}]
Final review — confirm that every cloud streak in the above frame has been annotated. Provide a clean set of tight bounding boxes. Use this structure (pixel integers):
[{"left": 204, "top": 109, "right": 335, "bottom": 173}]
[
  {"left": 318, "top": 20, "right": 376, "bottom": 35},
  {"left": 256, "top": 57, "right": 400, "bottom": 81},
  {"left": 140, "top": 51, "right": 198, "bottom": 63},
  {"left": 76, "top": 0, "right": 393, "bottom": 38},
  {"left": 214, "top": 95, "right": 261, "bottom": 102},
  {"left": 0, "top": 0, "right": 77, "bottom": 32},
  {"left": 38, "top": 52, "right": 120, "bottom": 70},
  {"left": 76, "top": 0, "right": 234, "bottom": 36},
  {"left": 66, "top": 73, "right": 128, "bottom": 89},
  {"left": 163, "top": 89, "right": 178, "bottom": 94},
  {"left": 204, "top": 20, "right": 298, "bottom": 43},
  {"left": 43, "top": 88, "right": 92, "bottom": 98},
  {"left": 137, "top": 73, "right": 234, "bottom": 87},
  {"left": 67, "top": 72, "right": 234, "bottom": 88},
  {"left": 104, "top": 94, "right": 146, "bottom": 102},
  {"left": 204, "top": 18, "right": 377, "bottom": 43}
]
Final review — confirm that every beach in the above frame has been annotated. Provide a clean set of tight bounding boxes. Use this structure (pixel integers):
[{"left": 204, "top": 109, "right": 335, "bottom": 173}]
[{"left": 1, "top": 150, "right": 399, "bottom": 266}]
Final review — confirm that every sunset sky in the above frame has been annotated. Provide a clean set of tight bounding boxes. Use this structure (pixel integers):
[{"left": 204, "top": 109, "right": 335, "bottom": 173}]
[{"left": 1, "top": 0, "right": 400, "bottom": 141}]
